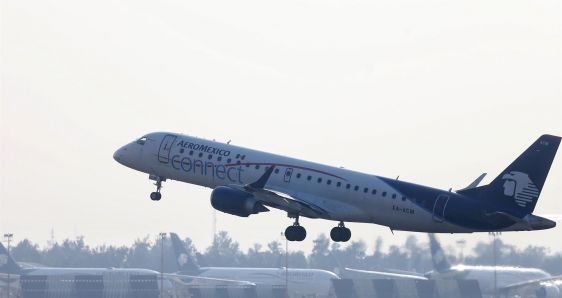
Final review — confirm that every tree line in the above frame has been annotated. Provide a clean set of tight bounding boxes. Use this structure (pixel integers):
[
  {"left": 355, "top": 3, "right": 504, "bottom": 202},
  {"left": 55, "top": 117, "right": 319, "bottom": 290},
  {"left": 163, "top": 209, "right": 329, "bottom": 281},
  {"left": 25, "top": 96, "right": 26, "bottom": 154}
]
[{"left": 7, "top": 232, "right": 562, "bottom": 276}]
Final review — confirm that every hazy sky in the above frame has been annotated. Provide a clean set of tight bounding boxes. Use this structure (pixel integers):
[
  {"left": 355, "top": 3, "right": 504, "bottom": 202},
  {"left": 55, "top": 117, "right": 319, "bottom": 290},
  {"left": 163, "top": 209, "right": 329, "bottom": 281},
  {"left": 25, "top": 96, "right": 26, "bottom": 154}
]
[{"left": 1, "top": 0, "right": 561, "bottom": 257}]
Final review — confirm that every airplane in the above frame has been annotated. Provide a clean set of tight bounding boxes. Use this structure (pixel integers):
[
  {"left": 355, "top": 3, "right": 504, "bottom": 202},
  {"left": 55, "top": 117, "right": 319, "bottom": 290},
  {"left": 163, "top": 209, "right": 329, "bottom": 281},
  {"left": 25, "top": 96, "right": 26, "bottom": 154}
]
[
  {"left": 169, "top": 232, "right": 339, "bottom": 298},
  {"left": 0, "top": 242, "right": 253, "bottom": 292},
  {"left": 114, "top": 133, "right": 560, "bottom": 242},
  {"left": 427, "top": 233, "right": 555, "bottom": 297},
  {"left": 497, "top": 276, "right": 562, "bottom": 298}
]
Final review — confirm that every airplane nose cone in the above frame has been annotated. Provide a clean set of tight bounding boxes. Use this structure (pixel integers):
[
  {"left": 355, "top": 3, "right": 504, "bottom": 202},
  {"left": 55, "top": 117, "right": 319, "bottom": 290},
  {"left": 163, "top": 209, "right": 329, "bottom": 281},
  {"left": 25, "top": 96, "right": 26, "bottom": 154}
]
[{"left": 113, "top": 146, "right": 127, "bottom": 163}]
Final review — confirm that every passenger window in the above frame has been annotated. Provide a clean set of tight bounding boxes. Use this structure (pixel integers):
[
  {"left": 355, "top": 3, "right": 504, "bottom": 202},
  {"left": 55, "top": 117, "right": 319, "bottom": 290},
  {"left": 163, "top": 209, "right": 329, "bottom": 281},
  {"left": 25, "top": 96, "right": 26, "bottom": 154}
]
[
  {"left": 217, "top": 156, "right": 222, "bottom": 161},
  {"left": 241, "top": 155, "right": 246, "bottom": 160},
  {"left": 382, "top": 192, "right": 387, "bottom": 197},
  {"left": 307, "top": 176, "right": 312, "bottom": 181},
  {"left": 255, "top": 165, "right": 260, "bottom": 169},
  {"left": 136, "top": 136, "right": 147, "bottom": 145},
  {"left": 392, "top": 194, "right": 397, "bottom": 199},
  {"left": 236, "top": 154, "right": 240, "bottom": 158},
  {"left": 354, "top": 185, "right": 359, "bottom": 191},
  {"left": 198, "top": 153, "right": 203, "bottom": 158},
  {"left": 227, "top": 158, "right": 231, "bottom": 163},
  {"left": 274, "top": 168, "right": 280, "bottom": 174},
  {"left": 346, "top": 184, "right": 351, "bottom": 189},
  {"left": 296, "top": 173, "right": 301, "bottom": 179},
  {"left": 336, "top": 182, "right": 341, "bottom": 187},
  {"left": 317, "top": 178, "right": 322, "bottom": 183},
  {"left": 363, "top": 187, "right": 368, "bottom": 193},
  {"left": 371, "top": 189, "right": 377, "bottom": 195},
  {"left": 245, "top": 164, "right": 250, "bottom": 168},
  {"left": 327, "top": 180, "right": 332, "bottom": 185},
  {"left": 179, "top": 149, "right": 185, "bottom": 154},
  {"left": 208, "top": 154, "right": 213, "bottom": 160}
]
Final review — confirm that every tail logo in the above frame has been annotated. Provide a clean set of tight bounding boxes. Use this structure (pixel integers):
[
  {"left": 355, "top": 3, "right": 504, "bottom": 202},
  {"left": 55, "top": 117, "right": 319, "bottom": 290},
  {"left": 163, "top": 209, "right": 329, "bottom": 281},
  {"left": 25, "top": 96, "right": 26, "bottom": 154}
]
[
  {"left": 434, "top": 249, "right": 447, "bottom": 267},
  {"left": 0, "top": 254, "right": 8, "bottom": 267},
  {"left": 178, "top": 253, "right": 188, "bottom": 267},
  {"left": 501, "top": 171, "right": 539, "bottom": 207}
]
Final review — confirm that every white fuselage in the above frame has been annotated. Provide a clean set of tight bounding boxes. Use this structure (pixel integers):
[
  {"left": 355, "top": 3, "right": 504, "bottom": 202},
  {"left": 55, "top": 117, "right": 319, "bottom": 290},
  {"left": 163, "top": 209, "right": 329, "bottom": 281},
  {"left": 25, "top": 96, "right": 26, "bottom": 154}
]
[
  {"left": 196, "top": 267, "right": 338, "bottom": 297},
  {"left": 115, "top": 132, "right": 473, "bottom": 233},
  {"left": 427, "top": 265, "right": 551, "bottom": 296}
]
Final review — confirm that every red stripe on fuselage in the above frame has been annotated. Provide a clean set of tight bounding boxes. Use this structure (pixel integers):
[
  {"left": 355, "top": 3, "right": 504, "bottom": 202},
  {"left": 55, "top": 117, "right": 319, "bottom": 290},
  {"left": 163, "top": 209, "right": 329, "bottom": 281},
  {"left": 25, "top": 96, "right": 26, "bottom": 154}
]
[{"left": 225, "top": 162, "right": 348, "bottom": 181}]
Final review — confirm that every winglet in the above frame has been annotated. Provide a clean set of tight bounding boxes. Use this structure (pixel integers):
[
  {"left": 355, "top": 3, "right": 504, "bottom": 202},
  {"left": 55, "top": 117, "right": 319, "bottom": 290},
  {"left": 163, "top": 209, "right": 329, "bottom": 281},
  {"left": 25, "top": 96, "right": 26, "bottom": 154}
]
[
  {"left": 249, "top": 165, "right": 275, "bottom": 189},
  {"left": 457, "top": 173, "right": 487, "bottom": 191}
]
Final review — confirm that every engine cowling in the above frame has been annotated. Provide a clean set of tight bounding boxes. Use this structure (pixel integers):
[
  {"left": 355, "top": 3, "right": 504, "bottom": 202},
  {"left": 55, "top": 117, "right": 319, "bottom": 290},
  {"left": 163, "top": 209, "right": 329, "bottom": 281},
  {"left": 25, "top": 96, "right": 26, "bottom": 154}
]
[
  {"left": 536, "top": 283, "right": 560, "bottom": 298},
  {"left": 210, "top": 186, "right": 269, "bottom": 217}
]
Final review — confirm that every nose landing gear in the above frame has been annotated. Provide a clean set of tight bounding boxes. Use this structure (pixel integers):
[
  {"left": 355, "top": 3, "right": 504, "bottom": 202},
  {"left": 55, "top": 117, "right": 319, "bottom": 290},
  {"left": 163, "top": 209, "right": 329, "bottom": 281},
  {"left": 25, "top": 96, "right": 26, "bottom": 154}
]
[
  {"left": 330, "top": 221, "right": 351, "bottom": 242},
  {"left": 285, "top": 216, "right": 306, "bottom": 242},
  {"left": 149, "top": 175, "right": 166, "bottom": 201}
]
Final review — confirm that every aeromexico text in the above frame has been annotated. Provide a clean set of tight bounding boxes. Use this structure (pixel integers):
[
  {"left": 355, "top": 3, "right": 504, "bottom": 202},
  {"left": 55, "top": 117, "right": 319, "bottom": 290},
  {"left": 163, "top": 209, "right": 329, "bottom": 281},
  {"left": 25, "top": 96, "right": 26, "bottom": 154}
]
[
  {"left": 177, "top": 140, "right": 231, "bottom": 156},
  {"left": 170, "top": 140, "right": 242, "bottom": 183}
]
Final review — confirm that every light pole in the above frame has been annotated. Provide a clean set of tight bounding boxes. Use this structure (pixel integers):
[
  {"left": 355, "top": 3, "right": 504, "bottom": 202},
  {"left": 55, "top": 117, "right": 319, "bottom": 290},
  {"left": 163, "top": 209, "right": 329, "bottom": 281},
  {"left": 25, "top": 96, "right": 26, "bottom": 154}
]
[
  {"left": 158, "top": 232, "right": 166, "bottom": 298},
  {"left": 281, "top": 232, "right": 288, "bottom": 298},
  {"left": 3, "top": 233, "right": 13, "bottom": 298},
  {"left": 489, "top": 232, "right": 501, "bottom": 298}
]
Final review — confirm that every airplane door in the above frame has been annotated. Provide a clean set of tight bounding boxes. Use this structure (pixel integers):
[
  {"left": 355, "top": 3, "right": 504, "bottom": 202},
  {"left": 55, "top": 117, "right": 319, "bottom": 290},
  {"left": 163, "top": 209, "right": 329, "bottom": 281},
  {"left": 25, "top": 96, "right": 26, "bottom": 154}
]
[
  {"left": 284, "top": 168, "right": 293, "bottom": 183},
  {"left": 432, "top": 194, "right": 450, "bottom": 223},
  {"left": 158, "top": 134, "right": 177, "bottom": 163}
]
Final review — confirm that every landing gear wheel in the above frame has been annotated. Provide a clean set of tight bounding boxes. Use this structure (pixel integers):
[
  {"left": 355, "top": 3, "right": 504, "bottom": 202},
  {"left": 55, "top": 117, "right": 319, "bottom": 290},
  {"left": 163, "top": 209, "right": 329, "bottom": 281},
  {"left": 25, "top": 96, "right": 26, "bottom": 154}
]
[
  {"left": 285, "top": 225, "right": 306, "bottom": 242},
  {"left": 149, "top": 175, "right": 166, "bottom": 201},
  {"left": 330, "top": 222, "right": 351, "bottom": 242},
  {"left": 285, "top": 216, "right": 306, "bottom": 242},
  {"left": 150, "top": 192, "right": 162, "bottom": 201},
  {"left": 295, "top": 226, "right": 306, "bottom": 241}
]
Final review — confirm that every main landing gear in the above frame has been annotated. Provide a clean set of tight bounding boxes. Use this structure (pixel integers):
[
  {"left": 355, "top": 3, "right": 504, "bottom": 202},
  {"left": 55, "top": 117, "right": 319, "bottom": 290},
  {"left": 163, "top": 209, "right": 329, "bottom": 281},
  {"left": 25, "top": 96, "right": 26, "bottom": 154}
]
[
  {"left": 285, "top": 216, "right": 306, "bottom": 242},
  {"left": 330, "top": 221, "right": 351, "bottom": 242},
  {"left": 149, "top": 175, "right": 166, "bottom": 201}
]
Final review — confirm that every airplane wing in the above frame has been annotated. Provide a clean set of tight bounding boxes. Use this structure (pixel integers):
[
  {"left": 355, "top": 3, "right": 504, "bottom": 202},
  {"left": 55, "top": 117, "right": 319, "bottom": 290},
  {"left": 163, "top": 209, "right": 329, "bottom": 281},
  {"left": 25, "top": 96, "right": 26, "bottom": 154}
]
[
  {"left": 165, "top": 273, "right": 256, "bottom": 287},
  {"left": 497, "top": 275, "right": 562, "bottom": 297},
  {"left": 228, "top": 166, "right": 331, "bottom": 219},
  {"left": 341, "top": 268, "right": 428, "bottom": 280}
]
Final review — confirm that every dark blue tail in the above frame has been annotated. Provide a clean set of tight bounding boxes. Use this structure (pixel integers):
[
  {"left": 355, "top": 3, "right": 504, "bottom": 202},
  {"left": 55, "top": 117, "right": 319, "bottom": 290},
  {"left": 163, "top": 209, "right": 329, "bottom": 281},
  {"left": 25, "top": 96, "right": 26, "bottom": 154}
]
[
  {"left": 0, "top": 242, "right": 22, "bottom": 274},
  {"left": 459, "top": 134, "right": 560, "bottom": 215},
  {"left": 169, "top": 233, "right": 201, "bottom": 274},
  {"left": 428, "top": 234, "right": 451, "bottom": 272}
]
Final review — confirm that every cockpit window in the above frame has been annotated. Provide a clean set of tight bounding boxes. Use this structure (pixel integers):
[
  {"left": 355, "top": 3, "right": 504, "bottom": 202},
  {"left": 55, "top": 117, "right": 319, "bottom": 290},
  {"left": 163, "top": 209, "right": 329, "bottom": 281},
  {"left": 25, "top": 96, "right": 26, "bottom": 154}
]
[{"left": 136, "top": 136, "right": 147, "bottom": 145}]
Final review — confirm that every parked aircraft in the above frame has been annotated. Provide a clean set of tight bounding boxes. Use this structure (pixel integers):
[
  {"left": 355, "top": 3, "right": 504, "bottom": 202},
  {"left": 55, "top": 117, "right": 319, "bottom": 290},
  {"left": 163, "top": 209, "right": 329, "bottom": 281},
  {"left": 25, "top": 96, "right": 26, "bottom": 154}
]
[
  {"left": 0, "top": 242, "right": 252, "bottom": 290},
  {"left": 498, "top": 276, "right": 562, "bottom": 298},
  {"left": 428, "top": 234, "right": 555, "bottom": 297},
  {"left": 170, "top": 232, "right": 338, "bottom": 298},
  {"left": 114, "top": 133, "right": 560, "bottom": 242}
]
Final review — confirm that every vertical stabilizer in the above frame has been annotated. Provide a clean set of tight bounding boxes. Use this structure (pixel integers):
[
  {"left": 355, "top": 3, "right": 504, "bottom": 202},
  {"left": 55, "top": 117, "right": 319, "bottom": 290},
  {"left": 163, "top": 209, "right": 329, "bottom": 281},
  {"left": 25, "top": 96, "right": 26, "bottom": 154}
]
[
  {"left": 428, "top": 234, "right": 451, "bottom": 272},
  {"left": 169, "top": 233, "right": 201, "bottom": 274},
  {"left": 459, "top": 135, "right": 560, "bottom": 215},
  {"left": 0, "top": 242, "right": 22, "bottom": 274}
]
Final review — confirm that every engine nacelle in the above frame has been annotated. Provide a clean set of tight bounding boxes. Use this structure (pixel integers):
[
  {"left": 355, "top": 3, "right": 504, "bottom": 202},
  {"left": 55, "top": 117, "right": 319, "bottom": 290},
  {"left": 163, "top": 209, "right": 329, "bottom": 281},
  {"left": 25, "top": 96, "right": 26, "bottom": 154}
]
[
  {"left": 210, "top": 186, "right": 269, "bottom": 217},
  {"left": 536, "top": 283, "right": 560, "bottom": 298}
]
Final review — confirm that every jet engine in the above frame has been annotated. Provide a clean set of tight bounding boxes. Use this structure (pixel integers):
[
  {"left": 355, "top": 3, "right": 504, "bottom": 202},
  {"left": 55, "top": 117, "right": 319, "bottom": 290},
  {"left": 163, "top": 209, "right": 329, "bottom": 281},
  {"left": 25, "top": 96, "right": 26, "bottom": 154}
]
[
  {"left": 535, "top": 283, "right": 560, "bottom": 298},
  {"left": 210, "top": 186, "right": 269, "bottom": 217}
]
